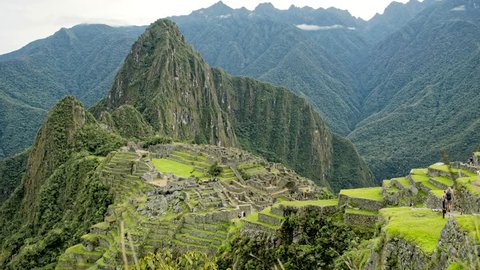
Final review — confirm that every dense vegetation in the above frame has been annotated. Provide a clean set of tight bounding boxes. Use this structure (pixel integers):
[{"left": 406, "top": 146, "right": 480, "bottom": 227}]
[
  {"left": 0, "top": 97, "right": 120, "bottom": 269},
  {"left": 350, "top": 0, "right": 480, "bottom": 179},
  {"left": 0, "top": 150, "right": 28, "bottom": 204},
  {"left": 217, "top": 207, "right": 372, "bottom": 270},
  {"left": 0, "top": 24, "right": 144, "bottom": 158},
  {"left": 92, "top": 19, "right": 373, "bottom": 190}
]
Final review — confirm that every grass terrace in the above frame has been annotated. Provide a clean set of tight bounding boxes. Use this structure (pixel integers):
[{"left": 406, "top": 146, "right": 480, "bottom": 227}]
[
  {"left": 243, "top": 212, "right": 279, "bottom": 230},
  {"left": 411, "top": 174, "right": 429, "bottom": 183},
  {"left": 152, "top": 158, "right": 204, "bottom": 178},
  {"left": 454, "top": 216, "right": 480, "bottom": 242},
  {"left": 340, "top": 187, "right": 384, "bottom": 201},
  {"left": 457, "top": 176, "right": 480, "bottom": 196},
  {"left": 432, "top": 176, "right": 454, "bottom": 187},
  {"left": 279, "top": 199, "right": 338, "bottom": 208},
  {"left": 393, "top": 177, "right": 411, "bottom": 188},
  {"left": 429, "top": 164, "right": 476, "bottom": 177},
  {"left": 380, "top": 207, "right": 447, "bottom": 254}
]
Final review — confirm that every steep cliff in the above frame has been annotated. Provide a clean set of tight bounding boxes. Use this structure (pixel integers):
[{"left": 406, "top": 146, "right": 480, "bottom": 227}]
[{"left": 0, "top": 97, "right": 120, "bottom": 269}]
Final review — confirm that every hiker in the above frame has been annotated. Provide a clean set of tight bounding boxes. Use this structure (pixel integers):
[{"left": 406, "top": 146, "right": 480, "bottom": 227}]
[
  {"left": 445, "top": 186, "right": 454, "bottom": 212},
  {"left": 442, "top": 191, "right": 447, "bottom": 219}
]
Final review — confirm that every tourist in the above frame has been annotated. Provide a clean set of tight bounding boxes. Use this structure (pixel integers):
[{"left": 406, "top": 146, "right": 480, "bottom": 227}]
[
  {"left": 445, "top": 186, "right": 454, "bottom": 212},
  {"left": 442, "top": 191, "right": 447, "bottom": 219}
]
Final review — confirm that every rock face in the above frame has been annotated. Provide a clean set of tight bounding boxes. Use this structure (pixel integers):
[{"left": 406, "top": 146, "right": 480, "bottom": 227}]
[
  {"left": 92, "top": 19, "right": 374, "bottom": 190},
  {"left": 437, "top": 218, "right": 479, "bottom": 269}
]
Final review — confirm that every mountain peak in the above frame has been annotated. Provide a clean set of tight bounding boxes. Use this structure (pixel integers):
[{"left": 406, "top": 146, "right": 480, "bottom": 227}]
[
  {"left": 22, "top": 96, "right": 88, "bottom": 219},
  {"left": 255, "top": 2, "right": 276, "bottom": 11},
  {"left": 203, "top": 1, "right": 233, "bottom": 15}
]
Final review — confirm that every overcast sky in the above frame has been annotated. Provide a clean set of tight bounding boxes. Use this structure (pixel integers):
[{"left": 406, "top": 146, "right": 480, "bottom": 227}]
[{"left": 0, "top": 0, "right": 409, "bottom": 54}]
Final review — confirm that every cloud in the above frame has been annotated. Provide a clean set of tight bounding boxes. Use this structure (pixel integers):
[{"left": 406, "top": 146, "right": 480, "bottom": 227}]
[
  {"left": 296, "top": 24, "right": 355, "bottom": 31},
  {"left": 451, "top": 5, "right": 466, "bottom": 11}
]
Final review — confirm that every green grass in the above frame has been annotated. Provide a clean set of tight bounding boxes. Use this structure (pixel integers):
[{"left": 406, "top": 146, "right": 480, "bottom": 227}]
[
  {"left": 411, "top": 174, "right": 429, "bottom": 183},
  {"left": 447, "top": 262, "right": 465, "bottom": 270},
  {"left": 243, "top": 212, "right": 279, "bottom": 229},
  {"left": 260, "top": 207, "right": 284, "bottom": 220},
  {"left": 345, "top": 208, "right": 379, "bottom": 216},
  {"left": 65, "top": 244, "right": 102, "bottom": 256},
  {"left": 152, "top": 158, "right": 204, "bottom": 178},
  {"left": 383, "top": 179, "right": 391, "bottom": 186},
  {"left": 411, "top": 168, "right": 428, "bottom": 175},
  {"left": 430, "top": 189, "right": 445, "bottom": 198},
  {"left": 394, "top": 177, "right": 411, "bottom": 188},
  {"left": 380, "top": 207, "right": 447, "bottom": 254},
  {"left": 475, "top": 152, "right": 480, "bottom": 157},
  {"left": 457, "top": 176, "right": 480, "bottom": 196},
  {"left": 279, "top": 199, "right": 338, "bottom": 208},
  {"left": 432, "top": 176, "right": 454, "bottom": 187},
  {"left": 454, "top": 216, "right": 480, "bottom": 243},
  {"left": 340, "top": 187, "right": 384, "bottom": 201},
  {"left": 429, "top": 165, "right": 476, "bottom": 177}
]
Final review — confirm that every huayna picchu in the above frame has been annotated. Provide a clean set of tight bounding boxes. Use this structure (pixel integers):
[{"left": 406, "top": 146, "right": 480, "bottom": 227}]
[
  {"left": 0, "top": 15, "right": 479, "bottom": 270},
  {"left": 91, "top": 19, "right": 373, "bottom": 192}
]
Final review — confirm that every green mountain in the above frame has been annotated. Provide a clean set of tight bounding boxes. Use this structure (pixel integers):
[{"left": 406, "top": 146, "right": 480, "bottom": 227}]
[
  {"left": 172, "top": 2, "right": 367, "bottom": 135},
  {"left": 350, "top": 0, "right": 480, "bottom": 179},
  {"left": 92, "top": 19, "right": 373, "bottom": 191},
  {"left": 0, "top": 24, "right": 144, "bottom": 158},
  {"left": 0, "top": 96, "right": 122, "bottom": 268},
  {"left": 172, "top": 0, "right": 480, "bottom": 181}
]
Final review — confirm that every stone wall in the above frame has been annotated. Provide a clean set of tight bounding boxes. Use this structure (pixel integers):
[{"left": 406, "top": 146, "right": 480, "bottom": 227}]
[
  {"left": 338, "top": 194, "right": 384, "bottom": 211},
  {"left": 365, "top": 237, "right": 435, "bottom": 270},
  {"left": 436, "top": 218, "right": 479, "bottom": 269},
  {"left": 344, "top": 212, "right": 378, "bottom": 227},
  {"left": 454, "top": 186, "right": 480, "bottom": 214}
]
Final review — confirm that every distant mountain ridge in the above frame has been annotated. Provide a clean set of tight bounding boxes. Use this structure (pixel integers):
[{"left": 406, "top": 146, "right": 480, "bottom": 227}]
[{"left": 0, "top": 24, "right": 144, "bottom": 158}]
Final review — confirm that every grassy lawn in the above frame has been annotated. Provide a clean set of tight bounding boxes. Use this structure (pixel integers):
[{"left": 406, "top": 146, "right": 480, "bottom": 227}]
[
  {"left": 152, "top": 158, "right": 204, "bottom": 178},
  {"left": 430, "top": 189, "right": 445, "bottom": 198},
  {"left": 429, "top": 165, "right": 476, "bottom": 177},
  {"left": 243, "top": 212, "right": 279, "bottom": 229},
  {"left": 432, "top": 176, "right": 454, "bottom": 187},
  {"left": 260, "top": 207, "right": 284, "bottom": 219},
  {"left": 411, "top": 174, "right": 429, "bottom": 183},
  {"left": 279, "top": 199, "right": 338, "bottom": 208},
  {"left": 457, "top": 176, "right": 480, "bottom": 196},
  {"left": 380, "top": 207, "right": 447, "bottom": 254},
  {"left": 340, "top": 187, "right": 384, "bottom": 201},
  {"left": 394, "top": 177, "right": 411, "bottom": 188},
  {"left": 454, "top": 216, "right": 480, "bottom": 242}
]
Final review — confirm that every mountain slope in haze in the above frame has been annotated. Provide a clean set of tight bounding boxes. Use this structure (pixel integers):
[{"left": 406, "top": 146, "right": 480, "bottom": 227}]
[
  {"left": 362, "top": 0, "right": 436, "bottom": 44},
  {"left": 172, "top": 2, "right": 367, "bottom": 135},
  {"left": 350, "top": 0, "right": 480, "bottom": 179},
  {"left": 92, "top": 19, "right": 373, "bottom": 191},
  {"left": 0, "top": 24, "right": 144, "bottom": 158}
]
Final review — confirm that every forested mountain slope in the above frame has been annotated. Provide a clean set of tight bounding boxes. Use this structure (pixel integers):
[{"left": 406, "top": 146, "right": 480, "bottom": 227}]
[
  {"left": 0, "top": 24, "right": 144, "bottom": 158},
  {"left": 172, "top": 2, "right": 367, "bottom": 135},
  {"left": 350, "top": 0, "right": 480, "bottom": 179}
]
